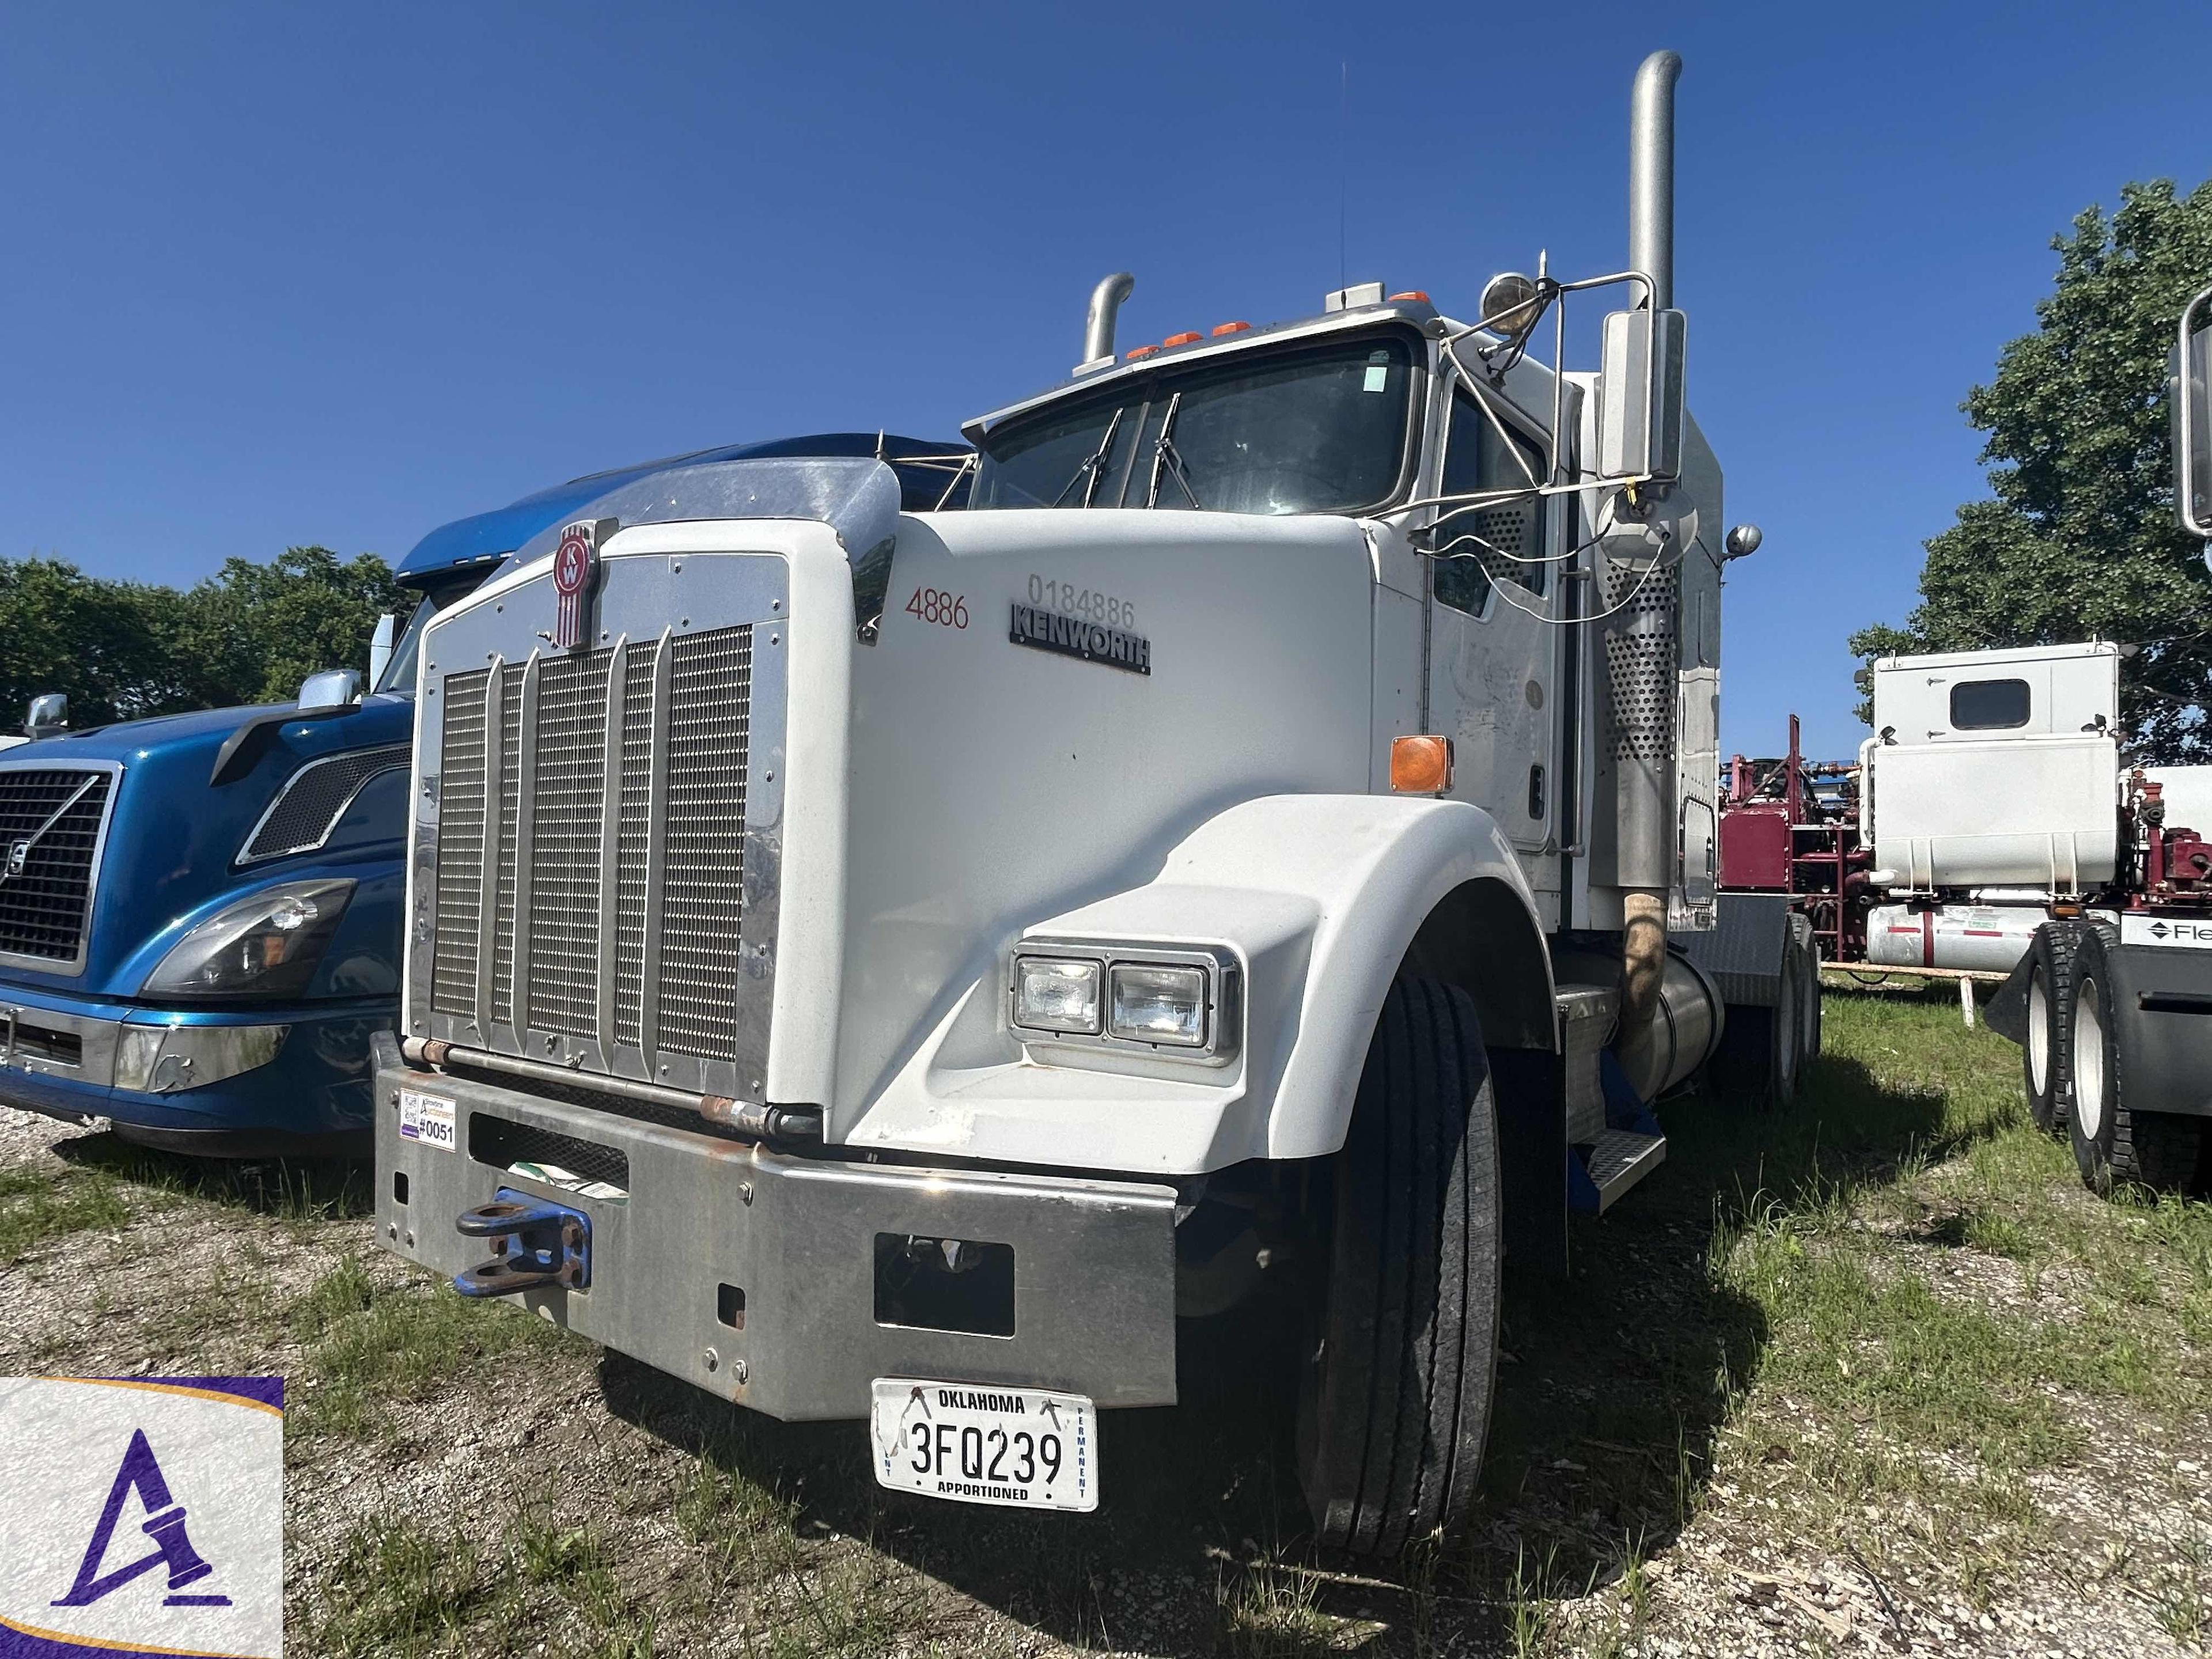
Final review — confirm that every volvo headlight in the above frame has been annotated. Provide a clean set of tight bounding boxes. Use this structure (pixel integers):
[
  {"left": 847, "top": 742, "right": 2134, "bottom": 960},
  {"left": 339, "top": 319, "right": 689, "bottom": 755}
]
[
  {"left": 1009, "top": 941, "right": 1239, "bottom": 1063},
  {"left": 141, "top": 878, "right": 355, "bottom": 999}
]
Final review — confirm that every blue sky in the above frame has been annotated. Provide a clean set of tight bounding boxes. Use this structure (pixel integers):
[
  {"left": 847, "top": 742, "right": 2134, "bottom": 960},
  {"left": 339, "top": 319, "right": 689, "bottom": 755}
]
[{"left": 1, "top": 0, "right": 2203, "bottom": 758}]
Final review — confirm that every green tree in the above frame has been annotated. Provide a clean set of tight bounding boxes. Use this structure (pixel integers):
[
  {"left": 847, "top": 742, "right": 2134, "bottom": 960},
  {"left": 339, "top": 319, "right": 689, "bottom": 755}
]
[
  {"left": 166, "top": 546, "right": 409, "bottom": 707},
  {"left": 0, "top": 546, "right": 404, "bottom": 732},
  {"left": 0, "top": 557, "right": 187, "bottom": 726},
  {"left": 1849, "top": 178, "right": 2212, "bottom": 757}
]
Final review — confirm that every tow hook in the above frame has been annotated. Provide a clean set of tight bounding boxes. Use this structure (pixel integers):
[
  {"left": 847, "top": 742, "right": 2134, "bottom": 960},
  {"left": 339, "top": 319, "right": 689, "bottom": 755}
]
[{"left": 452, "top": 1187, "right": 592, "bottom": 1298}]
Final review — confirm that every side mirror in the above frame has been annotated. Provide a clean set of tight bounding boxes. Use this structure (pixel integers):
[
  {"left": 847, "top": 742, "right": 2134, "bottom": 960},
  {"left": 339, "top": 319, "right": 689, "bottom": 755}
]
[
  {"left": 2174, "top": 283, "right": 2212, "bottom": 539},
  {"left": 297, "top": 669, "right": 363, "bottom": 711},
  {"left": 366, "top": 612, "right": 397, "bottom": 691},
  {"left": 24, "top": 693, "right": 68, "bottom": 740},
  {"left": 1597, "top": 307, "right": 1687, "bottom": 483}
]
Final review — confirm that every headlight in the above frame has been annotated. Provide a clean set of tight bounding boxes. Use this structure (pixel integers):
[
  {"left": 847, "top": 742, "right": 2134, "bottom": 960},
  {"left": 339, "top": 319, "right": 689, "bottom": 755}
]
[
  {"left": 1109, "top": 963, "right": 1208, "bottom": 1046},
  {"left": 1012, "top": 956, "right": 1102, "bottom": 1034},
  {"left": 1009, "top": 941, "right": 1239, "bottom": 1063},
  {"left": 141, "top": 878, "right": 355, "bottom": 999}
]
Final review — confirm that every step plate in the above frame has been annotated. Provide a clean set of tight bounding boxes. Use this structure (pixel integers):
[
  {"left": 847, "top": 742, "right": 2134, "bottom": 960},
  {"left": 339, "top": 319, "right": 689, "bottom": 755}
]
[{"left": 1585, "top": 1128, "right": 1666, "bottom": 1213}]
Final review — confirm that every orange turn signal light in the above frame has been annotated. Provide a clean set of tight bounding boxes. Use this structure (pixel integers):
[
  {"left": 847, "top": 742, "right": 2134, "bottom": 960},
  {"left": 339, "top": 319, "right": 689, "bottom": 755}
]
[
  {"left": 1388, "top": 290, "right": 1430, "bottom": 302},
  {"left": 1391, "top": 735, "right": 1453, "bottom": 794},
  {"left": 1211, "top": 320, "right": 1251, "bottom": 336},
  {"left": 1162, "top": 331, "right": 1203, "bottom": 347}
]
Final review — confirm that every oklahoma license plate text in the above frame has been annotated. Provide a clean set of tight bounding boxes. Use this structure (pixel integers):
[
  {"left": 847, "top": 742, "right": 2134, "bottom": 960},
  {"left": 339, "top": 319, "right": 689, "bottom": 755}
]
[{"left": 868, "top": 1378, "right": 1097, "bottom": 1512}]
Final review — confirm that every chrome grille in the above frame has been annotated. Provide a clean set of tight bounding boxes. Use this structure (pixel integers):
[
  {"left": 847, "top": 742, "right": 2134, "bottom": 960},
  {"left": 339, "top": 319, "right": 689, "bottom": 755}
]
[
  {"left": 426, "top": 625, "right": 757, "bottom": 1075},
  {"left": 524, "top": 650, "right": 610, "bottom": 1034},
  {"left": 614, "top": 646, "right": 657, "bottom": 1046},
  {"left": 658, "top": 630, "right": 752, "bottom": 1059},
  {"left": 430, "top": 672, "right": 488, "bottom": 1014},
  {"left": 0, "top": 767, "right": 116, "bottom": 971}
]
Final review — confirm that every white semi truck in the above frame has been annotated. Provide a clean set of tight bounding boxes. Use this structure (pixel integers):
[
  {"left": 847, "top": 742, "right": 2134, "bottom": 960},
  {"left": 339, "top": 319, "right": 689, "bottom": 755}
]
[
  {"left": 372, "top": 52, "right": 1805, "bottom": 1551},
  {"left": 1976, "top": 282, "right": 2212, "bottom": 1194}
]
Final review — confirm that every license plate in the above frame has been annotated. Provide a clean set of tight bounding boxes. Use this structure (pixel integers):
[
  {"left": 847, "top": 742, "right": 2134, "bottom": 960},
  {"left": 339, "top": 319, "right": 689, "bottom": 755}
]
[{"left": 868, "top": 1378, "right": 1097, "bottom": 1512}]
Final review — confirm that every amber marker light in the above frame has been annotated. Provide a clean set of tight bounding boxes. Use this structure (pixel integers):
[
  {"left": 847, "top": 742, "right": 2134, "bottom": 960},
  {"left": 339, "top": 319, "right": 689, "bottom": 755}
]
[
  {"left": 1210, "top": 320, "right": 1251, "bottom": 336},
  {"left": 1162, "top": 331, "right": 1203, "bottom": 347},
  {"left": 1126, "top": 344, "right": 1160, "bottom": 361},
  {"left": 1388, "top": 290, "right": 1430, "bottom": 302},
  {"left": 1390, "top": 735, "right": 1453, "bottom": 794}
]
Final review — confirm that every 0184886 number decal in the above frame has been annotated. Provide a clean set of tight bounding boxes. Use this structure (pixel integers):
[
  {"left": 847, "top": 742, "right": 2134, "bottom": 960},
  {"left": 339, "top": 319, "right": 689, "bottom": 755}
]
[
  {"left": 906, "top": 587, "right": 969, "bottom": 628},
  {"left": 1028, "top": 574, "right": 1135, "bottom": 631}
]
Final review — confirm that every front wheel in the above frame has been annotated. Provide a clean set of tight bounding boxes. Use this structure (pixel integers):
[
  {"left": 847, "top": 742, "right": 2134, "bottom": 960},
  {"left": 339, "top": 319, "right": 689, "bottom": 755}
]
[
  {"left": 1297, "top": 977, "right": 1499, "bottom": 1556},
  {"left": 2068, "top": 925, "right": 2206, "bottom": 1194},
  {"left": 2023, "top": 921, "right": 2084, "bottom": 1135}
]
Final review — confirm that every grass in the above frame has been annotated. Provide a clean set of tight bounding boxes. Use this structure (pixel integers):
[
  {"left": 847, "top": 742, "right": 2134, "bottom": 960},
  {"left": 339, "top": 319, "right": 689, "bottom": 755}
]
[
  {"left": 0, "top": 1159, "right": 130, "bottom": 1260},
  {"left": 288, "top": 1252, "right": 586, "bottom": 1439}
]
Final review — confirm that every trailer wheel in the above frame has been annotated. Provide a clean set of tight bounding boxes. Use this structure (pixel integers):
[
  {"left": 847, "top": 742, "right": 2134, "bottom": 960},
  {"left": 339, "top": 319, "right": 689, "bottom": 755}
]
[
  {"left": 2022, "top": 921, "right": 2084, "bottom": 1135},
  {"left": 1297, "top": 976, "right": 1498, "bottom": 1556},
  {"left": 2068, "top": 925, "right": 2206, "bottom": 1194}
]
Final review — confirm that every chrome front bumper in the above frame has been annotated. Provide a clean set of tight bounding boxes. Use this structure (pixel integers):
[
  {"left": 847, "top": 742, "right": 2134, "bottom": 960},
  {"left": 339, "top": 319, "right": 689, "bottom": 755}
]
[{"left": 370, "top": 1033, "right": 1181, "bottom": 1421}]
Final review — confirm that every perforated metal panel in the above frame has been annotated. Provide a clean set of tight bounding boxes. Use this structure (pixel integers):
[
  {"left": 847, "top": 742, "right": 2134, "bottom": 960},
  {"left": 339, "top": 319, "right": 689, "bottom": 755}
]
[
  {"left": 241, "top": 745, "right": 410, "bottom": 864},
  {"left": 1603, "top": 563, "right": 1679, "bottom": 762}
]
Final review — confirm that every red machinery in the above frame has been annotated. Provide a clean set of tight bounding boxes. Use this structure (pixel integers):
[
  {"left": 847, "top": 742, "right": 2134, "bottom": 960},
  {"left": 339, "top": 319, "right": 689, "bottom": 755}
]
[{"left": 1717, "top": 714, "right": 1872, "bottom": 964}]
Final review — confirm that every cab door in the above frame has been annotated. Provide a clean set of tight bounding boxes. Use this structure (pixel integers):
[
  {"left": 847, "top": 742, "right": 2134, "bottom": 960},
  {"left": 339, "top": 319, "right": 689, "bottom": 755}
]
[{"left": 1425, "top": 385, "right": 1562, "bottom": 914}]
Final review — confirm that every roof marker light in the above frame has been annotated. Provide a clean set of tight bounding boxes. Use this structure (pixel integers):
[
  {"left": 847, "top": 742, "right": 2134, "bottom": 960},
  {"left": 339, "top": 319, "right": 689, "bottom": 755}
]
[
  {"left": 1126, "top": 344, "right": 1160, "bottom": 361},
  {"left": 1211, "top": 320, "right": 1251, "bottom": 336},
  {"left": 1162, "top": 331, "right": 1203, "bottom": 347},
  {"left": 1388, "top": 290, "right": 1430, "bottom": 302}
]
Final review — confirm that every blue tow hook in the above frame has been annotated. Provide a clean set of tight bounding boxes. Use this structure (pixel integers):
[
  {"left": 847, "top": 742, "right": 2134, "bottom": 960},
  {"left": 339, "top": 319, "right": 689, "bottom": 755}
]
[{"left": 452, "top": 1187, "right": 592, "bottom": 1297}]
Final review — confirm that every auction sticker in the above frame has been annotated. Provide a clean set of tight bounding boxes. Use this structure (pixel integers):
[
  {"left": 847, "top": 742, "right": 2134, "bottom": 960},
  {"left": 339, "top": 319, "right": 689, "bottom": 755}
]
[
  {"left": 399, "top": 1089, "right": 457, "bottom": 1152},
  {"left": 0, "top": 1376, "right": 283, "bottom": 1657}
]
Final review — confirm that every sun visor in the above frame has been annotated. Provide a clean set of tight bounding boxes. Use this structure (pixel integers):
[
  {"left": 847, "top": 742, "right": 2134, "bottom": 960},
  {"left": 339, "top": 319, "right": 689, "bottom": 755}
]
[
  {"left": 495, "top": 457, "right": 906, "bottom": 642},
  {"left": 499, "top": 456, "right": 903, "bottom": 575}
]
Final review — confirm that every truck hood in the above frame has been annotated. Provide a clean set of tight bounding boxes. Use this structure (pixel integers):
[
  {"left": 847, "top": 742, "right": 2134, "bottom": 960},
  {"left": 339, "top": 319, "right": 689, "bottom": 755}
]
[{"left": 0, "top": 694, "right": 418, "bottom": 997}]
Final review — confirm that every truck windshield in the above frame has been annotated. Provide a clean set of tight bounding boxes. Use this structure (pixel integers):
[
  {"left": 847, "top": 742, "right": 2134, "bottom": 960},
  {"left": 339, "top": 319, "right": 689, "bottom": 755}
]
[
  {"left": 377, "top": 570, "right": 490, "bottom": 695},
  {"left": 971, "top": 332, "right": 1417, "bottom": 516}
]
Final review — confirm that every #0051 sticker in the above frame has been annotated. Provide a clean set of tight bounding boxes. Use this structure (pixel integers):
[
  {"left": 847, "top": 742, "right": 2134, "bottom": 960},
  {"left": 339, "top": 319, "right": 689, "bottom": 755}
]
[
  {"left": 0, "top": 1376, "right": 284, "bottom": 1658},
  {"left": 399, "top": 1088, "right": 457, "bottom": 1152}
]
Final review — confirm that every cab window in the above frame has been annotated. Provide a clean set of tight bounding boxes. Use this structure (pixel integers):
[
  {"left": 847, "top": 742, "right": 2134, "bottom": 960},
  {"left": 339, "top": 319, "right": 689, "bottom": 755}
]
[{"left": 1433, "top": 388, "right": 1548, "bottom": 615}]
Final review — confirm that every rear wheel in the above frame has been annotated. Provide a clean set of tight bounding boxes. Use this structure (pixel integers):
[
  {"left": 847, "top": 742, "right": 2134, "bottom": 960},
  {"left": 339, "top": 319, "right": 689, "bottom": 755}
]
[
  {"left": 2023, "top": 921, "right": 2084, "bottom": 1135},
  {"left": 2068, "top": 925, "right": 2206, "bottom": 1194},
  {"left": 1791, "top": 919, "right": 1822, "bottom": 1075},
  {"left": 1297, "top": 977, "right": 1499, "bottom": 1556}
]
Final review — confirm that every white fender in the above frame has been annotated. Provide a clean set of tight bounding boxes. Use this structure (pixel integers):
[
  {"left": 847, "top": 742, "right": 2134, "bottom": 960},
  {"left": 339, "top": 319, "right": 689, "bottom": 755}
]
[{"left": 839, "top": 793, "right": 1550, "bottom": 1175}]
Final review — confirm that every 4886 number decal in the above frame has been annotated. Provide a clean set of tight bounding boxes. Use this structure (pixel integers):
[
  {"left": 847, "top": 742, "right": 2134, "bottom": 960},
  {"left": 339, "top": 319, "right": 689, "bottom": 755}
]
[{"left": 906, "top": 587, "right": 968, "bottom": 628}]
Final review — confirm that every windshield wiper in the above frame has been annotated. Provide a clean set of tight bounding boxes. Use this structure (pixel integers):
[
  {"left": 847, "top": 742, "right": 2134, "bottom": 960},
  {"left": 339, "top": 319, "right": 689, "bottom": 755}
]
[
  {"left": 1051, "top": 407, "right": 1126, "bottom": 507},
  {"left": 1145, "top": 392, "right": 1200, "bottom": 509}
]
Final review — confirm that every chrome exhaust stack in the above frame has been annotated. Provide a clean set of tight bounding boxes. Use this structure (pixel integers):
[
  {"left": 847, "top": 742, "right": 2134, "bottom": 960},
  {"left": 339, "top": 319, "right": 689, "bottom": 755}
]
[
  {"left": 1613, "top": 49, "right": 1684, "bottom": 1057},
  {"left": 1075, "top": 272, "right": 1135, "bottom": 375}
]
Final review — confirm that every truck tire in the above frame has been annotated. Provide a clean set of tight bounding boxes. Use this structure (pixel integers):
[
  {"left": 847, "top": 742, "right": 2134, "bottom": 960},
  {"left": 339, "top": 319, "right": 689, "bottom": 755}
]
[
  {"left": 1297, "top": 976, "right": 1498, "bottom": 1556},
  {"left": 2022, "top": 921, "right": 2085, "bottom": 1135},
  {"left": 1792, "top": 920, "right": 1822, "bottom": 1074},
  {"left": 2068, "top": 924, "right": 2207, "bottom": 1194}
]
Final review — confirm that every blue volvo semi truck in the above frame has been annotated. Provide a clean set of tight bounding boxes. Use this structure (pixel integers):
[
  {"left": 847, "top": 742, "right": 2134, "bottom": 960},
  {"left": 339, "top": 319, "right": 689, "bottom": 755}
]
[{"left": 0, "top": 433, "right": 967, "bottom": 1156}]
